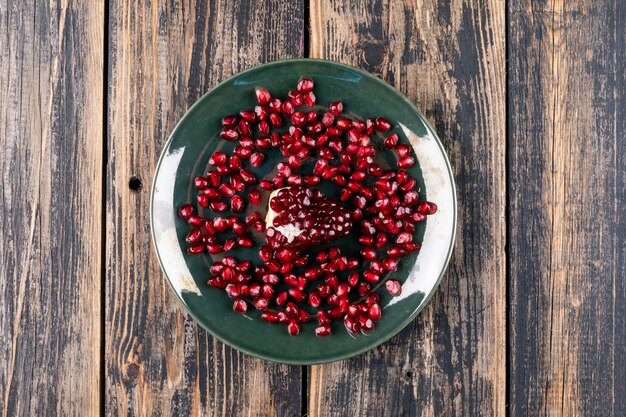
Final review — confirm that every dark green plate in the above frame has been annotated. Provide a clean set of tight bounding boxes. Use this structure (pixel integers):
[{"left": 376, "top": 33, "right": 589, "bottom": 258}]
[{"left": 150, "top": 59, "right": 456, "bottom": 364}]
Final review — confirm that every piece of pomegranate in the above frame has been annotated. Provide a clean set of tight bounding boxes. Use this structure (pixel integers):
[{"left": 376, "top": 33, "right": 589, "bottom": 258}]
[{"left": 265, "top": 187, "right": 353, "bottom": 251}]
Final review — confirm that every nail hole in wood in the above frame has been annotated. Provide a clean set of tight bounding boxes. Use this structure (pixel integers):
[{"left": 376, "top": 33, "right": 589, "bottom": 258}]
[{"left": 129, "top": 176, "right": 143, "bottom": 192}]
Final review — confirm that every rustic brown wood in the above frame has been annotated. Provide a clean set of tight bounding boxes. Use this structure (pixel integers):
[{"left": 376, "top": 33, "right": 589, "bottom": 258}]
[
  {"left": 508, "top": 0, "right": 626, "bottom": 415},
  {"left": 308, "top": 0, "right": 506, "bottom": 416},
  {"left": 106, "top": 1, "right": 305, "bottom": 416},
  {"left": 0, "top": 1, "right": 104, "bottom": 416}
]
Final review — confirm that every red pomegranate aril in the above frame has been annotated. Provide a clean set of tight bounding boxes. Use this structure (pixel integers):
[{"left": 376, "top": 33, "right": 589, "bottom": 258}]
[
  {"left": 360, "top": 247, "right": 376, "bottom": 260},
  {"left": 344, "top": 316, "right": 360, "bottom": 333},
  {"left": 356, "top": 156, "right": 373, "bottom": 169},
  {"left": 208, "top": 276, "right": 225, "bottom": 288},
  {"left": 286, "top": 174, "right": 302, "bottom": 186},
  {"left": 268, "top": 97, "right": 282, "bottom": 111},
  {"left": 178, "top": 204, "right": 194, "bottom": 220},
  {"left": 266, "top": 259, "right": 281, "bottom": 273},
  {"left": 230, "top": 195, "right": 244, "bottom": 213},
  {"left": 187, "top": 244, "right": 204, "bottom": 255},
  {"left": 254, "top": 87, "right": 271, "bottom": 104},
  {"left": 251, "top": 152, "right": 267, "bottom": 168},
  {"left": 288, "top": 288, "right": 307, "bottom": 302},
  {"left": 288, "top": 89, "right": 303, "bottom": 105},
  {"left": 239, "top": 110, "right": 256, "bottom": 123},
  {"left": 316, "top": 250, "right": 328, "bottom": 263},
  {"left": 194, "top": 176, "right": 210, "bottom": 190},
  {"left": 375, "top": 117, "right": 392, "bottom": 131},
  {"left": 253, "top": 297, "right": 269, "bottom": 311},
  {"left": 197, "top": 194, "right": 209, "bottom": 207},
  {"left": 322, "top": 112, "right": 335, "bottom": 127},
  {"left": 187, "top": 215, "right": 203, "bottom": 227},
  {"left": 318, "top": 148, "right": 334, "bottom": 160},
  {"left": 386, "top": 279, "right": 402, "bottom": 296},
  {"left": 304, "top": 266, "right": 322, "bottom": 280},
  {"left": 209, "top": 201, "right": 226, "bottom": 212},
  {"left": 220, "top": 128, "right": 238, "bottom": 141},
  {"left": 374, "top": 233, "right": 388, "bottom": 248},
  {"left": 225, "top": 283, "right": 240, "bottom": 298},
  {"left": 359, "top": 316, "right": 375, "bottom": 331},
  {"left": 209, "top": 152, "right": 227, "bottom": 166},
  {"left": 368, "top": 164, "right": 383, "bottom": 177},
  {"left": 277, "top": 311, "right": 289, "bottom": 323},
  {"left": 281, "top": 100, "right": 295, "bottom": 116},
  {"left": 295, "top": 255, "right": 309, "bottom": 268},
  {"left": 404, "top": 191, "right": 419, "bottom": 205},
  {"left": 395, "top": 144, "right": 411, "bottom": 157},
  {"left": 315, "top": 326, "right": 331, "bottom": 336},
  {"left": 358, "top": 282, "right": 371, "bottom": 297},
  {"left": 238, "top": 120, "right": 252, "bottom": 136},
  {"left": 332, "top": 174, "right": 347, "bottom": 187},
  {"left": 328, "top": 307, "right": 343, "bottom": 320},
  {"left": 269, "top": 113, "right": 282, "bottom": 127},
  {"left": 306, "top": 111, "right": 318, "bottom": 123},
  {"left": 297, "top": 77, "right": 314, "bottom": 93},
  {"left": 221, "top": 115, "right": 237, "bottom": 127},
  {"left": 308, "top": 121, "right": 324, "bottom": 134},
  {"left": 258, "top": 180, "right": 273, "bottom": 190},
  {"left": 303, "top": 91, "right": 316, "bottom": 106},
  {"left": 210, "top": 262, "right": 224, "bottom": 274},
  {"left": 328, "top": 247, "right": 341, "bottom": 259},
  {"left": 325, "top": 275, "right": 339, "bottom": 289},
  {"left": 277, "top": 162, "right": 291, "bottom": 178},
  {"left": 298, "top": 309, "right": 310, "bottom": 323},
  {"left": 387, "top": 246, "right": 405, "bottom": 258},
  {"left": 329, "top": 101, "right": 343, "bottom": 116},
  {"left": 346, "top": 272, "right": 359, "bottom": 287},
  {"left": 223, "top": 238, "right": 237, "bottom": 252},
  {"left": 276, "top": 291, "right": 289, "bottom": 306},
  {"left": 336, "top": 118, "right": 351, "bottom": 130},
  {"left": 259, "top": 245, "right": 273, "bottom": 262},
  {"left": 285, "top": 302, "right": 299, "bottom": 317},
  {"left": 247, "top": 189, "right": 260, "bottom": 206},
  {"left": 233, "top": 298, "right": 247, "bottom": 313},
  {"left": 336, "top": 283, "right": 350, "bottom": 297},
  {"left": 404, "top": 242, "right": 421, "bottom": 252},
  {"left": 302, "top": 175, "right": 320, "bottom": 186},
  {"left": 262, "top": 311, "right": 279, "bottom": 323},
  {"left": 317, "top": 284, "right": 331, "bottom": 298},
  {"left": 308, "top": 291, "right": 322, "bottom": 308},
  {"left": 368, "top": 303, "right": 382, "bottom": 321},
  {"left": 262, "top": 273, "right": 280, "bottom": 285},
  {"left": 363, "top": 270, "right": 380, "bottom": 283},
  {"left": 383, "top": 257, "right": 398, "bottom": 271},
  {"left": 260, "top": 284, "right": 274, "bottom": 299},
  {"left": 206, "top": 243, "right": 223, "bottom": 254},
  {"left": 237, "top": 237, "right": 253, "bottom": 248},
  {"left": 398, "top": 156, "right": 415, "bottom": 168},
  {"left": 297, "top": 276, "right": 307, "bottom": 291},
  {"left": 340, "top": 189, "right": 352, "bottom": 202},
  {"left": 215, "top": 165, "right": 230, "bottom": 175},
  {"left": 287, "top": 320, "right": 300, "bottom": 336},
  {"left": 384, "top": 133, "right": 399, "bottom": 148}
]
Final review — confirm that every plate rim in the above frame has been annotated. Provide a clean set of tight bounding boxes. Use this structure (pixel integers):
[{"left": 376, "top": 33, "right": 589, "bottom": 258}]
[{"left": 149, "top": 58, "right": 457, "bottom": 365}]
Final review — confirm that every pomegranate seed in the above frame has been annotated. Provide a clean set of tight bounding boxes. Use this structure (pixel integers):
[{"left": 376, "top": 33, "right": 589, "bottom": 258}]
[
  {"left": 288, "top": 90, "right": 303, "bottom": 106},
  {"left": 259, "top": 245, "right": 273, "bottom": 262},
  {"left": 220, "top": 128, "right": 238, "bottom": 141},
  {"left": 358, "top": 282, "right": 370, "bottom": 297},
  {"left": 404, "top": 242, "right": 421, "bottom": 252},
  {"left": 304, "top": 266, "right": 322, "bottom": 280},
  {"left": 304, "top": 175, "right": 321, "bottom": 186},
  {"left": 239, "top": 110, "right": 256, "bottom": 123},
  {"left": 363, "top": 270, "right": 380, "bottom": 283},
  {"left": 384, "top": 133, "right": 399, "bottom": 148},
  {"left": 187, "top": 244, "right": 204, "bottom": 255},
  {"left": 238, "top": 120, "right": 252, "bottom": 136},
  {"left": 187, "top": 215, "right": 203, "bottom": 228},
  {"left": 277, "top": 311, "right": 289, "bottom": 323},
  {"left": 232, "top": 298, "right": 247, "bottom": 313},
  {"left": 209, "top": 152, "right": 227, "bottom": 166},
  {"left": 262, "top": 311, "right": 279, "bottom": 323},
  {"left": 287, "top": 320, "right": 300, "bottom": 336},
  {"left": 297, "top": 78, "right": 314, "bottom": 93},
  {"left": 230, "top": 195, "right": 244, "bottom": 213},
  {"left": 178, "top": 204, "right": 194, "bottom": 220},
  {"left": 368, "top": 303, "right": 382, "bottom": 321},
  {"left": 396, "top": 232, "right": 413, "bottom": 244},
  {"left": 359, "top": 316, "right": 375, "bottom": 332},
  {"left": 221, "top": 115, "right": 237, "bottom": 127},
  {"left": 238, "top": 237, "right": 253, "bottom": 248},
  {"left": 308, "top": 291, "right": 322, "bottom": 308},
  {"left": 250, "top": 152, "right": 265, "bottom": 167},
  {"left": 288, "top": 288, "right": 306, "bottom": 302},
  {"left": 360, "top": 247, "right": 376, "bottom": 260},
  {"left": 326, "top": 100, "right": 342, "bottom": 116},
  {"left": 281, "top": 100, "right": 295, "bottom": 116},
  {"left": 248, "top": 188, "right": 261, "bottom": 205},
  {"left": 253, "top": 297, "right": 269, "bottom": 310},
  {"left": 336, "top": 283, "right": 350, "bottom": 297},
  {"left": 348, "top": 272, "right": 360, "bottom": 287},
  {"left": 375, "top": 117, "right": 392, "bottom": 131},
  {"left": 370, "top": 261, "right": 385, "bottom": 274},
  {"left": 322, "top": 112, "right": 335, "bottom": 127},
  {"left": 223, "top": 238, "right": 238, "bottom": 252},
  {"left": 344, "top": 316, "right": 360, "bottom": 333},
  {"left": 276, "top": 291, "right": 288, "bottom": 306},
  {"left": 303, "top": 91, "right": 316, "bottom": 106},
  {"left": 315, "top": 326, "right": 331, "bottom": 336},
  {"left": 396, "top": 144, "right": 411, "bottom": 157},
  {"left": 387, "top": 246, "right": 405, "bottom": 258},
  {"left": 398, "top": 156, "right": 415, "bottom": 168},
  {"left": 375, "top": 233, "right": 388, "bottom": 248},
  {"left": 197, "top": 194, "right": 209, "bottom": 207},
  {"left": 255, "top": 88, "right": 271, "bottom": 104},
  {"left": 269, "top": 113, "right": 282, "bottom": 127},
  {"left": 386, "top": 279, "right": 402, "bottom": 296}
]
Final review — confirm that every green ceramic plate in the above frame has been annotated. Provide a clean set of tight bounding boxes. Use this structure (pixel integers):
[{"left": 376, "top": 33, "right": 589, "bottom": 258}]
[{"left": 150, "top": 59, "right": 456, "bottom": 364}]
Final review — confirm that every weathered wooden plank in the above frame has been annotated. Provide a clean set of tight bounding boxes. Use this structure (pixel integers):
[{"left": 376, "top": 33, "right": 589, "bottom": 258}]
[
  {"left": 0, "top": 1, "right": 104, "bottom": 416},
  {"left": 106, "top": 1, "right": 305, "bottom": 416},
  {"left": 508, "top": 0, "right": 626, "bottom": 415},
  {"left": 308, "top": 0, "right": 506, "bottom": 416}
]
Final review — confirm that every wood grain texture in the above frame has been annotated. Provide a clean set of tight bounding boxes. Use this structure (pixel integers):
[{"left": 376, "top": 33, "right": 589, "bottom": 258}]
[
  {"left": 308, "top": 0, "right": 506, "bottom": 416},
  {"left": 106, "top": 1, "right": 305, "bottom": 416},
  {"left": 508, "top": 0, "right": 626, "bottom": 415},
  {"left": 0, "top": 1, "right": 104, "bottom": 416}
]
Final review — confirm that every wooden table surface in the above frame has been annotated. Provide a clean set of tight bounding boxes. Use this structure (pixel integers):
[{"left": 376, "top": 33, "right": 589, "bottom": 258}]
[{"left": 1, "top": 0, "right": 625, "bottom": 416}]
